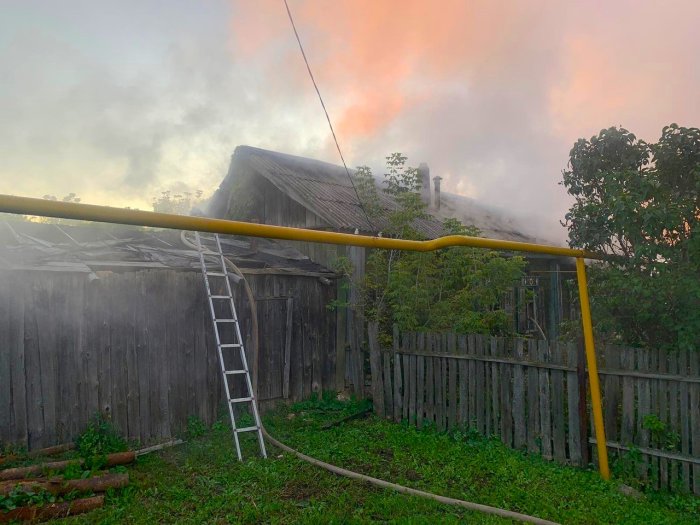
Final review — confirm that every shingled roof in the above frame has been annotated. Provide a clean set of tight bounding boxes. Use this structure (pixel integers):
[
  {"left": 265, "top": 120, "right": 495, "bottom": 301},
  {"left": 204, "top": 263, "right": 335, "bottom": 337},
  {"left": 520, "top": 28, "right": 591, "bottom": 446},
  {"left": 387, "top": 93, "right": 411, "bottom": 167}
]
[
  {"left": 208, "top": 146, "right": 444, "bottom": 238},
  {"left": 209, "top": 145, "right": 550, "bottom": 244}
]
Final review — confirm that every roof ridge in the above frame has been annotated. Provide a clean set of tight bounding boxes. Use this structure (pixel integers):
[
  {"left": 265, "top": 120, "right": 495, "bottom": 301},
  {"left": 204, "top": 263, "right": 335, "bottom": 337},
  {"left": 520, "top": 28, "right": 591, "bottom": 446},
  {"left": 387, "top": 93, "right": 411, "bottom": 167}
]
[{"left": 235, "top": 145, "right": 355, "bottom": 173}]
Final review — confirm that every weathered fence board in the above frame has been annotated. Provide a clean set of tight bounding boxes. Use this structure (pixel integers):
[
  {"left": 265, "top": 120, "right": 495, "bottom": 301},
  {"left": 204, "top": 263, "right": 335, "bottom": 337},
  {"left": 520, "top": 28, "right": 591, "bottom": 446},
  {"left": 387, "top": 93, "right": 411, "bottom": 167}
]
[
  {"left": 458, "top": 336, "right": 468, "bottom": 429},
  {"left": 382, "top": 350, "right": 393, "bottom": 417},
  {"left": 367, "top": 323, "right": 384, "bottom": 418},
  {"left": 538, "top": 340, "right": 553, "bottom": 459},
  {"left": 690, "top": 351, "right": 700, "bottom": 494},
  {"left": 416, "top": 348, "right": 425, "bottom": 428},
  {"left": 513, "top": 339, "right": 526, "bottom": 450},
  {"left": 475, "top": 336, "right": 486, "bottom": 435},
  {"left": 680, "top": 349, "right": 691, "bottom": 491},
  {"left": 490, "top": 337, "right": 499, "bottom": 438},
  {"left": 566, "top": 343, "right": 582, "bottom": 465},
  {"left": 372, "top": 325, "right": 700, "bottom": 494},
  {"left": 409, "top": 350, "right": 417, "bottom": 426},
  {"left": 527, "top": 339, "right": 539, "bottom": 454},
  {"left": 656, "top": 348, "right": 668, "bottom": 488},
  {"left": 551, "top": 342, "right": 566, "bottom": 463},
  {"left": 392, "top": 326, "right": 402, "bottom": 422},
  {"left": 499, "top": 338, "right": 513, "bottom": 448},
  {"left": 425, "top": 352, "right": 434, "bottom": 426}
]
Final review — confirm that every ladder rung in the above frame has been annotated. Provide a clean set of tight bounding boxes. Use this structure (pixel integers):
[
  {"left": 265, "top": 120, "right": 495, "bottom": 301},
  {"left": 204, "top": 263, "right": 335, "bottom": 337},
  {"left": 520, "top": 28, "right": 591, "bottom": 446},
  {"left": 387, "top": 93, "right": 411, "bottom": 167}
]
[
  {"left": 215, "top": 319, "right": 237, "bottom": 323},
  {"left": 210, "top": 295, "right": 232, "bottom": 299},
  {"left": 230, "top": 397, "right": 253, "bottom": 403},
  {"left": 220, "top": 343, "right": 242, "bottom": 348},
  {"left": 224, "top": 370, "right": 247, "bottom": 375},
  {"left": 206, "top": 272, "right": 227, "bottom": 277},
  {"left": 235, "top": 426, "right": 259, "bottom": 433}
]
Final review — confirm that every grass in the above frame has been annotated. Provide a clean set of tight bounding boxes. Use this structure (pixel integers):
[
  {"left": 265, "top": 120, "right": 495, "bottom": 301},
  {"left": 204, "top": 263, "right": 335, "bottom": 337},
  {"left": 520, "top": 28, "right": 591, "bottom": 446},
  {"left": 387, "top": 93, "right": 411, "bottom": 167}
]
[{"left": 52, "top": 396, "right": 699, "bottom": 524}]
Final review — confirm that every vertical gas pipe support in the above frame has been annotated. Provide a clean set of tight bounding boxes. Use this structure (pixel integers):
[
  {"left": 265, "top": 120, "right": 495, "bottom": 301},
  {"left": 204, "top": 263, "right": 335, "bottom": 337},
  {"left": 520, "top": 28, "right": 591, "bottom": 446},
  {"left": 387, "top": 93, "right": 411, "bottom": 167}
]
[{"left": 575, "top": 257, "right": 610, "bottom": 480}]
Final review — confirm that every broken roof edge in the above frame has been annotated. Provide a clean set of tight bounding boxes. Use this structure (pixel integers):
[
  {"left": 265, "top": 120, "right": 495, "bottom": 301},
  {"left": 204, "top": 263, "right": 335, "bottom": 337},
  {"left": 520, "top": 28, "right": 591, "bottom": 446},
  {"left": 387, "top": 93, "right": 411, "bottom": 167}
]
[{"left": 0, "top": 219, "right": 336, "bottom": 276}]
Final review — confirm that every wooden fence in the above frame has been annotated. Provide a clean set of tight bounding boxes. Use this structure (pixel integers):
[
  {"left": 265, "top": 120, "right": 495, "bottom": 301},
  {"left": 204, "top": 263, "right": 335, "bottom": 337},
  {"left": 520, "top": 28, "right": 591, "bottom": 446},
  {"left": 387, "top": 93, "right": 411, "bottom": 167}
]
[
  {"left": 369, "top": 325, "right": 700, "bottom": 494},
  {"left": 0, "top": 269, "right": 337, "bottom": 450}
]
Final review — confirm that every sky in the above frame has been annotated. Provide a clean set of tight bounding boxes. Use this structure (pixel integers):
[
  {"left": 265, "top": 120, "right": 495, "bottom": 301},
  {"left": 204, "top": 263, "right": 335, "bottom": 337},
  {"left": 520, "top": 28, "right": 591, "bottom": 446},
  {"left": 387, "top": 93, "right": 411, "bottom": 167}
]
[{"left": 1, "top": 0, "right": 699, "bottom": 242}]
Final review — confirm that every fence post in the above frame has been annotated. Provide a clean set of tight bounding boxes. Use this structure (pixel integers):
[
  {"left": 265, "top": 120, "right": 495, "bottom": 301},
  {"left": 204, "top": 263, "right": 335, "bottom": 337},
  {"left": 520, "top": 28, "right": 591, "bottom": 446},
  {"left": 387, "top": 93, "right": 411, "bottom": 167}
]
[
  {"left": 368, "top": 322, "right": 385, "bottom": 418},
  {"left": 351, "top": 315, "right": 365, "bottom": 398},
  {"left": 392, "top": 324, "right": 402, "bottom": 422},
  {"left": 577, "top": 337, "right": 590, "bottom": 467}
]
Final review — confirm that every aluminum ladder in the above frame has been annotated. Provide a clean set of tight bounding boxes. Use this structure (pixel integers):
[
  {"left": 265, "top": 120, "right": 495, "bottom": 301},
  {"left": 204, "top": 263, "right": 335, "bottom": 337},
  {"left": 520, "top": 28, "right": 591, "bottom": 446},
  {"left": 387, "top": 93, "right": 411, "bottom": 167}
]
[{"left": 194, "top": 232, "right": 267, "bottom": 460}]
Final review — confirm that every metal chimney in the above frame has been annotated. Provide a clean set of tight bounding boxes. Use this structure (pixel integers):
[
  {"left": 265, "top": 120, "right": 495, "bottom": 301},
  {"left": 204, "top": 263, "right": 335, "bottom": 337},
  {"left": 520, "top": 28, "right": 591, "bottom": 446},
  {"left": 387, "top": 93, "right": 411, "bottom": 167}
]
[
  {"left": 433, "top": 176, "right": 442, "bottom": 210},
  {"left": 418, "top": 163, "right": 431, "bottom": 206}
]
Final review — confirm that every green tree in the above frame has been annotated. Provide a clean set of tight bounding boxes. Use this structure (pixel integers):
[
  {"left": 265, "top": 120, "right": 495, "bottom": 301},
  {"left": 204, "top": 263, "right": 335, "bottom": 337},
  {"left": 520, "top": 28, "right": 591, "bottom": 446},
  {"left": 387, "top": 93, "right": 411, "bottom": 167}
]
[
  {"left": 152, "top": 190, "right": 203, "bottom": 214},
  {"left": 355, "top": 154, "right": 525, "bottom": 336},
  {"left": 17, "top": 193, "right": 83, "bottom": 224},
  {"left": 42, "top": 192, "right": 81, "bottom": 204},
  {"left": 561, "top": 124, "right": 700, "bottom": 350}
]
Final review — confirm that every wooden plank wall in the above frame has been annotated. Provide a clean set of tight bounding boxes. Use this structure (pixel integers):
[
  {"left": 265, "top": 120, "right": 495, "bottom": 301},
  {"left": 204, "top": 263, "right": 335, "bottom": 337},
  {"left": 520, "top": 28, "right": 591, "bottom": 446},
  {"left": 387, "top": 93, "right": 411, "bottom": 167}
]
[
  {"left": 0, "top": 269, "right": 337, "bottom": 450},
  {"left": 251, "top": 177, "right": 358, "bottom": 397},
  {"left": 371, "top": 326, "right": 700, "bottom": 495}
]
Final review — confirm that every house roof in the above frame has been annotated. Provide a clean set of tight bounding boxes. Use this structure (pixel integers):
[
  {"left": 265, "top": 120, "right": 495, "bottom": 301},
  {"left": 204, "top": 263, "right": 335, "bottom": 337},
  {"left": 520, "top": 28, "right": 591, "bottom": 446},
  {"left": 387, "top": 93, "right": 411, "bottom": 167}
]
[
  {"left": 208, "top": 145, "right": 444, "bottom": 238},
  {"left": 208, "top": 146, "right": 550, "bottom": 245},
  {"left": 0, "top": 218, "right": 334, "bottom": 277},
  {"left": 434, "top": 193, "right": 546, "bottom": 244}
]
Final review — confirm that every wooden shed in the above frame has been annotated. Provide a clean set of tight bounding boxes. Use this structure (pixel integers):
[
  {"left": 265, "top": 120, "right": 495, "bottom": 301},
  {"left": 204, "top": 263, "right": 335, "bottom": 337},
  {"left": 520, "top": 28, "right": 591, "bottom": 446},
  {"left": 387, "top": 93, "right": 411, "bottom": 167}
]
[{"left": 0, "top": 218, "right": 338, "bottom": 450}]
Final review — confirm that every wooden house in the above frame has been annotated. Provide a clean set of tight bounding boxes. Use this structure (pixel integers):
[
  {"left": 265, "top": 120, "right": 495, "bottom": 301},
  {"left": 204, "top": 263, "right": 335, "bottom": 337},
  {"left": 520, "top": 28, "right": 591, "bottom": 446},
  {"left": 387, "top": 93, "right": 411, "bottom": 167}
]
[{"left": 208, "top": 146, "right": 577, "bottom": 343}]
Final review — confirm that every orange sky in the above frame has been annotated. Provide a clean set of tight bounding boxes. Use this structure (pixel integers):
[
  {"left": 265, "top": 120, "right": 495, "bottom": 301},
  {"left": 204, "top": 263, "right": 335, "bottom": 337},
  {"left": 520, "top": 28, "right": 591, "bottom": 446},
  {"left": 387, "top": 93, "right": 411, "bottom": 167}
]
[
  {"left": 235, "top": 0, "right": 700, "bottom": 140},
  {"left": 226, "top": 1, "right": 700, "bottom": 241},
  {"left": 233, "top": 1, "right": 556, "bottom": 138},
  {"left": 2, "top": 1, "right": 700, "bottom": 242}
]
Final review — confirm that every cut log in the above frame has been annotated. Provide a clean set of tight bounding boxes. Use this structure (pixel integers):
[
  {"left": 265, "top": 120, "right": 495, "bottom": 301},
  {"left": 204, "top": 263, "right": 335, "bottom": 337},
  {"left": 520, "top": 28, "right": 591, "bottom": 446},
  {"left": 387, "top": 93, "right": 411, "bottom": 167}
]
[
  {"left": 0, "top": 460, "right": 78, "bottom": 481},
  {"left": 0, "top": 495, "right": 104, "bottom": 523},
  {"left": 0, "top": 472, "right": 129, "bottom": 496},
  {"left": 0, "top": 444, "right": 74, "bottom": 468},
  {"left": 28, "top": 443, "right": 75, "bottom": 458},
  {"left": 102, "top": 451, "right": 136, "bottom": 467},
  {"left": 0, "top": 456, "right": 17, "bottom": 467},
  {"left": 0, "top": 451, "right": 135, "bottom": 481}
]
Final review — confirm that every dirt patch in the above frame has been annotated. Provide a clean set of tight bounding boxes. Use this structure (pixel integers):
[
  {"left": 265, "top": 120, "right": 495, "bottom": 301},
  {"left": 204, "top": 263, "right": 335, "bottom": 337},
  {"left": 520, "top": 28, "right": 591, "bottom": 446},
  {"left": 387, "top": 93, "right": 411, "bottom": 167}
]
[
  {"left": 280, "top": 479, "right": 320, "bottom": 501},
  {"left": 374, "top": 447, "right": 394, "bottom": 461},
  {"left": 405, "top": 469, "right": 423, "bottom": 481},
  {"left": 471, "top": 471, "right": 493, "bottom": 489},
  {"left": 345, "top": 457, "right": 375, "bottom": 472}
]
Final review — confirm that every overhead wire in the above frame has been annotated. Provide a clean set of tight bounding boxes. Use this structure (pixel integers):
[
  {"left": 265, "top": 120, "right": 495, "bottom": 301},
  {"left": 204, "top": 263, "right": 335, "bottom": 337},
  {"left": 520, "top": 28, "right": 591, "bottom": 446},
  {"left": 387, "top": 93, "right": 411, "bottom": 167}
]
[
  {"left": 280, "top": 3, "right": 561, "bottom": 521},
  {"left": 282, "top": 0, "right": 376, "bottom": 233}
]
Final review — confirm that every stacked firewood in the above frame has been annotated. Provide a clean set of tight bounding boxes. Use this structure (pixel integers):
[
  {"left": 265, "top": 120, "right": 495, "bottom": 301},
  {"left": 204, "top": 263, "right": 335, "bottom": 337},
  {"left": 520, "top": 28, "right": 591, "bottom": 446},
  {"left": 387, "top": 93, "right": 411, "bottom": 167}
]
[{"left": 0, "top": 445, "right": 134, "bottom": 523}]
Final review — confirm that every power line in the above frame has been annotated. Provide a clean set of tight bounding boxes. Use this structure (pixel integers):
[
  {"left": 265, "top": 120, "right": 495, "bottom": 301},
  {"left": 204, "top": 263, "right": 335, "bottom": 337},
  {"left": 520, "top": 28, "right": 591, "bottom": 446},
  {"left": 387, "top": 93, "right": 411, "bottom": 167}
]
[{"left": 282, "top": 0, "right": 376, "bottom": 232}]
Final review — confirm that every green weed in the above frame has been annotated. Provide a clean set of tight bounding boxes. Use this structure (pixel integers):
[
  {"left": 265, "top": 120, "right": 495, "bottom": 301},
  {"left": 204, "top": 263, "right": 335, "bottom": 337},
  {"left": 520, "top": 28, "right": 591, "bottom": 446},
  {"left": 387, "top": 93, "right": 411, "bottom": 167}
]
[
  {"left": 185, "top": 416, "right": 208, "bottom": 439},
  {"left": 56, "top": 400, "right": 698, "bottom": 524},
  {"left": 75, "top": 414, "right": 128, "bottom": 470}
]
